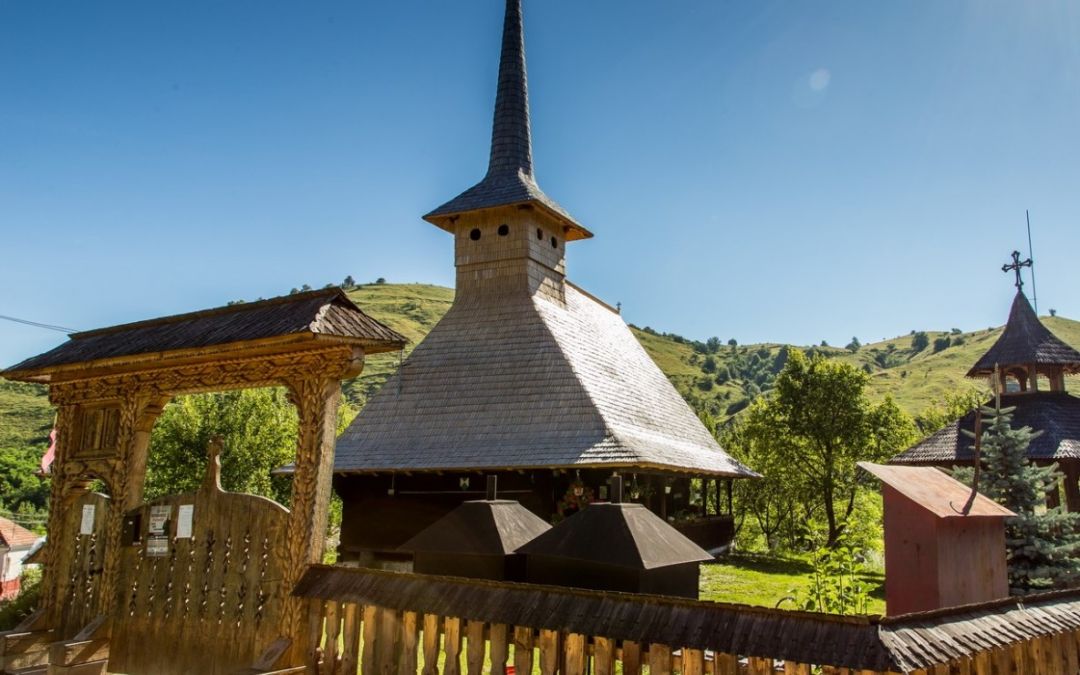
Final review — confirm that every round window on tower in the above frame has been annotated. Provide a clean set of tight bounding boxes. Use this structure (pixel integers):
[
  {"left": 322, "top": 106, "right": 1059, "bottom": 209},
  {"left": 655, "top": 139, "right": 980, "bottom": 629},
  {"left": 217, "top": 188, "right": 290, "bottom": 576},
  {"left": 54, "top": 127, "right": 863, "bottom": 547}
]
[
  {"left": 498, "top": 224, "right": 509, "bottom": 236},
  {"left": 470, "top": 228, "right": 482, "bottom": 241},
  {"left": 550, "top": 236, "right": 558, "bottom": 248}
]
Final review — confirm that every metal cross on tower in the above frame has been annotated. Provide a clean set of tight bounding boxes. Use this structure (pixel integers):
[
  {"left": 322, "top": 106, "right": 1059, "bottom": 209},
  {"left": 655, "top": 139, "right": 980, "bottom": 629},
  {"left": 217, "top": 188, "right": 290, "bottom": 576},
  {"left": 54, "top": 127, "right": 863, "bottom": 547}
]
[{"left": 1002, "top": 250, "right": 1033, "bottom": 290}]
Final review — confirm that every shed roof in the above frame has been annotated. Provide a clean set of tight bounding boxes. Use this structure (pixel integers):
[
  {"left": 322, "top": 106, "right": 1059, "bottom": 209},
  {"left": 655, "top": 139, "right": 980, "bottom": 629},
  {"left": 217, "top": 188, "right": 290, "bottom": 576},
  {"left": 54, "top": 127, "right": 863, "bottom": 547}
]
[
  {"left": 968, "top": 291, "right": 1080, "bottom": 377},
  {"left": 0, "top": 516, "right": 40, "bottom": 550},
  {"left": 333, "top": 284, "right": 756, "bottom": 477},
  {"left": 3, "top": 288, "right": 406, "bottom": 382},
  {"left": 422, "top": 0, "right": 590, "bottom": 241},
  {"left": 399, "top": 499, "right": 551, "bottom": 556},
  {"left": 890, "top": 393, "right": 1080, "bottom": 465},
  {"left": 517, "top": 502, "right": 713, "bottom": 570},
  {"left": 859, "top": 462, "right": 1014, "bottom": 519}
]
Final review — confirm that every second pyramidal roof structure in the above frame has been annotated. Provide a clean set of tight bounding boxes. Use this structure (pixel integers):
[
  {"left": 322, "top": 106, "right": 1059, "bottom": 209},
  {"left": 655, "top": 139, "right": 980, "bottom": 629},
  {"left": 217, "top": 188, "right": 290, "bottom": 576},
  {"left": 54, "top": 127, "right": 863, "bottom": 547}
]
[{"left": 333, "top": 0, "right": 754, "bottom": 479}]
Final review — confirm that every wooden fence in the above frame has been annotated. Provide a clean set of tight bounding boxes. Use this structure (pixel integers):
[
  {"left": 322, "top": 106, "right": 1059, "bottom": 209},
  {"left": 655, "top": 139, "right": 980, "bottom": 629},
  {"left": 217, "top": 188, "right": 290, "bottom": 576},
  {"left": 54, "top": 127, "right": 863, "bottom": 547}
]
[{"left": 295, "top": 565, "right": 1080, "bottom": 675}]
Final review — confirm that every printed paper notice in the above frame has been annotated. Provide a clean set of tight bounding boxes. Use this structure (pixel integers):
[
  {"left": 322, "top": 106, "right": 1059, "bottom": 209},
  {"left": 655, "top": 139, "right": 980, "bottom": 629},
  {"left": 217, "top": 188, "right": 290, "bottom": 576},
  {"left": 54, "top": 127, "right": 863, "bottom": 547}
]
[
  {"left": 146, "top": 535, "right": 169, "bottom": 557},
  {"left": 149, "top": 504, "right": 171, "bottom": 535},
  {"left": 176, "top": 504, "right": 194, "bottom": 539},
  {"left": 79, "top": 504, "right": 96, "bottom": 535}
]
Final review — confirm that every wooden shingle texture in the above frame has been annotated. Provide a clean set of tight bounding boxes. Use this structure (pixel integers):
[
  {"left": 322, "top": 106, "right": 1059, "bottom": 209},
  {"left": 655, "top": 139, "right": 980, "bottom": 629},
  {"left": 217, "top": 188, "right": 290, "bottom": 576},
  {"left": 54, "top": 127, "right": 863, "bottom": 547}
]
[
  {"left": 334, "top": 284, "right": 755, "bottom": 477},
  {"left": 891, "top": 392, "right": 1080, "bottom": 464},
  {"left": 4, "top": 288, "right": 406, "bottom": 378},
  {"left": 968, "top": 291, "right": 1080, "bottom": 377}
]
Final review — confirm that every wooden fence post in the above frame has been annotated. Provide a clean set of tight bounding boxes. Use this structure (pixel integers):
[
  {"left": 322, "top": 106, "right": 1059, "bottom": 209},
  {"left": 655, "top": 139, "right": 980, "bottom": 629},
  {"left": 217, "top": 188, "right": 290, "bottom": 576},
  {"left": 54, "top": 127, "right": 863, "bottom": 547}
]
[
  {"left": 488, "top": 623, "right": 509, "bottom": 675},
  {"left": 513, "top": 626, "right": 534, "bottom": 675},
  {"left": 400, "top": 611, "right": 419, "bottom": 675},
  {"left": 593, "top": 637, "right": 614, "bottom": 675},
  {"left": 422, "top": 615, "right": 441, "bottom": 675}
]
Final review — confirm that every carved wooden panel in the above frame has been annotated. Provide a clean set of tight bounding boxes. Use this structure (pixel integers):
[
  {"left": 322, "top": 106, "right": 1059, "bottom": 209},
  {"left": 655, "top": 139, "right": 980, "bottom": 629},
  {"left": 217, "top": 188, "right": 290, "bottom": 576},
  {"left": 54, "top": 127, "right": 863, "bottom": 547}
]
[
  {"left": 108, "top": 456, "right": 289, "bottom": 675},
  {"left": 72, "top": 404, "right": 122, "bottom": 460},
  {"left": 53, "top": 491, "right": 110, "bottom": 639}
]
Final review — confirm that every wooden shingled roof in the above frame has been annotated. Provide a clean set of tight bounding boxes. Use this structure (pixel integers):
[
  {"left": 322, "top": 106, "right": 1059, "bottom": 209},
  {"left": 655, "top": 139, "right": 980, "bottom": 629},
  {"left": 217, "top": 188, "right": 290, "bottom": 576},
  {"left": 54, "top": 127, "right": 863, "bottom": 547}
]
[
  {"left": 293, "top": 565, "right": 1080, "bottom": 672},
  {"left": 422, "top": 0, "right": 591, "bottom": 241},
  {"left": 517, "top": 502, "right": 713, "bottom": 570},
  {"left": 3, "top": 289, "right": 405, "bottom": 382},
  {"left": 333, "top": 284, "right": 757, "bottom": 477},
  {"left": 968, "top": 291, "right": 1080, "bottom": 377},
  {"left": 0, "top": 516, "right": 39, "bottom": 550},
  {"left": 890, "top": 392, "right": 1080, "bottom": 465},
  {"left": 399, "top": 499, "right": 551, "bottom": 557}
]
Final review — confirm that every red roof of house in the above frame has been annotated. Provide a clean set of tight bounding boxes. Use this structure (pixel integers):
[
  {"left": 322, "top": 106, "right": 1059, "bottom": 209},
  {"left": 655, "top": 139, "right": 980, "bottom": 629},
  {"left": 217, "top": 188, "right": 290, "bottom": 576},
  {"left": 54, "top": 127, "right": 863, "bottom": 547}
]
[{"left": 0, "top": 516, "right": 39, "bottom": 549}]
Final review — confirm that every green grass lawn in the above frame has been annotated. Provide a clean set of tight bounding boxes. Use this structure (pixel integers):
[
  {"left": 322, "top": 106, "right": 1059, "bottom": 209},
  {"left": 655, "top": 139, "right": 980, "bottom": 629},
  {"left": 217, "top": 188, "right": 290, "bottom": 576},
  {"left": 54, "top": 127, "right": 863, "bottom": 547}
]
[{"left": 699, "top": 554, "right": 885, "bottom": 615}]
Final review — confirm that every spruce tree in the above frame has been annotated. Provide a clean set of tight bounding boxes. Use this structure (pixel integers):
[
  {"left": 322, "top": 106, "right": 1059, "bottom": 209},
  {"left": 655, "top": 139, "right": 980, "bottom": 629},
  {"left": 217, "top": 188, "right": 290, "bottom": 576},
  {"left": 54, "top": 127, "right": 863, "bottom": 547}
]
[{"left": 964, "top": 405, "right": 1080, "bottom": 593}]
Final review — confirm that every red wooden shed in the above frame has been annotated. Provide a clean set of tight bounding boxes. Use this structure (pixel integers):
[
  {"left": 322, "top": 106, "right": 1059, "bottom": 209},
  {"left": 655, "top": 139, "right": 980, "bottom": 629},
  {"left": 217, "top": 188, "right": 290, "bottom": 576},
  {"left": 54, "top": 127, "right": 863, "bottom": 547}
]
[{"left": 859, "top": 462, "right": 1015, "bottom": 615}]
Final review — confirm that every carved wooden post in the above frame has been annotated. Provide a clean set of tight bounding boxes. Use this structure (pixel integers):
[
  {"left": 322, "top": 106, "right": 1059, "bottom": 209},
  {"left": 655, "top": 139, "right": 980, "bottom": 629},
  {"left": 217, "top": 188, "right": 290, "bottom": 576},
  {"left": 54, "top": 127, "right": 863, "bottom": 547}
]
[
  {"left": 98, "top": 393, "right": 168, "bottom": 619},
  {"left": 41, "top": 404, "right": 77, "bottom": 626},
  {"left": 282, "top": 347, "right": 363, "bottom": 663}
]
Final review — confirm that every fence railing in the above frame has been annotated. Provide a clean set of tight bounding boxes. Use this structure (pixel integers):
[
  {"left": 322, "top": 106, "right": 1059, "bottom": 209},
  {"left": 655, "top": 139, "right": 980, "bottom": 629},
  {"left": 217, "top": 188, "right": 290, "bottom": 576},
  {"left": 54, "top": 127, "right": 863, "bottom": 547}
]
[{"left": 295, "top": 565, "right": 1080, "bottom": 675}]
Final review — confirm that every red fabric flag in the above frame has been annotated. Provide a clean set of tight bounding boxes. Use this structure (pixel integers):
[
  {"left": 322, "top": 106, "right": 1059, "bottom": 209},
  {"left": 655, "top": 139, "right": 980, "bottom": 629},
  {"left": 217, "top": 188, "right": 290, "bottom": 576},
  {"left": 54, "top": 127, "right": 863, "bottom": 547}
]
[{"left": 41, "top": 428, "right": 57, "bottom": 475}]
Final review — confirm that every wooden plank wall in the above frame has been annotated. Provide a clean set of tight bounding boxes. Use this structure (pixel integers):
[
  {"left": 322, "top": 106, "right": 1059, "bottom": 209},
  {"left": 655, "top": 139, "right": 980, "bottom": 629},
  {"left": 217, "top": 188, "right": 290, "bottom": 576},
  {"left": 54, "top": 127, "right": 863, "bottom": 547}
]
[{"left": 304, "top": 599, "right": 1080, "bottom": 675}]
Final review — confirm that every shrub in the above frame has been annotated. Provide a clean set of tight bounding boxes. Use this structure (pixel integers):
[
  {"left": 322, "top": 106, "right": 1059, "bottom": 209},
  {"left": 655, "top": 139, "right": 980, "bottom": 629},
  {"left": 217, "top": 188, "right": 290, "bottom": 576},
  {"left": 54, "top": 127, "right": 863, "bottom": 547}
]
[
  {"left": 932, "top": 336, "right": 951, "bottom": 353},
  {"left": 911, "top": 332, "right": 930, "bottom": 352}
]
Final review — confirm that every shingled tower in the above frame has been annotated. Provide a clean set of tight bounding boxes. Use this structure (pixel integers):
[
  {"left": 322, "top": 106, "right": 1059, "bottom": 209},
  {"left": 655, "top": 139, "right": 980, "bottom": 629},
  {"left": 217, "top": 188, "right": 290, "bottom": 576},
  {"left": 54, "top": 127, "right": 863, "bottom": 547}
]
[
  {"left": 892, "top": 286, "right": 1080, "bottom": 510},
  {"left": 333, "top": 0, "right": 755, "bottom": 565}
]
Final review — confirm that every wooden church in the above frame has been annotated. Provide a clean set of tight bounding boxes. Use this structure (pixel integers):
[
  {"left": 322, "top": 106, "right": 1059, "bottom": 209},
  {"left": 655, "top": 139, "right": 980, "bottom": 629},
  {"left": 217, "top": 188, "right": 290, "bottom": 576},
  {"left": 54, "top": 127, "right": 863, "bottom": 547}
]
[
  {"left": 891, "top": 256, "right": 1080, "bottom": 509},
  {"left": 332, "top": 0, "right": 756, "bottom": 566}
]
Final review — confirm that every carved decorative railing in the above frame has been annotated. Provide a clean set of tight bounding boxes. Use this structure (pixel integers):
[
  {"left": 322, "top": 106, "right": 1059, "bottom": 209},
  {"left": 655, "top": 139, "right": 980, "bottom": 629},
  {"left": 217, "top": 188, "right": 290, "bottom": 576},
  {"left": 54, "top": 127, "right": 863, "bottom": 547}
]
[{"left": 295, "top": 565, "right": 1080, "bottom": 675}]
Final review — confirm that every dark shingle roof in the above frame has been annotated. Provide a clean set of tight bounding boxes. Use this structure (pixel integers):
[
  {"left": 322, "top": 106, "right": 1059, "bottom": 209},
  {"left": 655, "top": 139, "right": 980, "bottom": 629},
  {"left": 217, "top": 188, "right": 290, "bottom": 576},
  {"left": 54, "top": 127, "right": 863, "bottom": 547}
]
[
  {"left": 423, "top": 0, "right": 591, "bottom": 241},
  {"left": 889, "top": 393, "right": 1080, "bottom": 465},
  {"left": 4, "top": 288, "right": 405, "bottom": 378},
  {"left": 517, "top": 502, "right": 713, "bottom": 570},
  {"left": 968, "top": 292, "right": 1080, "bottom": 377},
  {"left": 399, "top": 499, "right": 551, "bottom": 556}
]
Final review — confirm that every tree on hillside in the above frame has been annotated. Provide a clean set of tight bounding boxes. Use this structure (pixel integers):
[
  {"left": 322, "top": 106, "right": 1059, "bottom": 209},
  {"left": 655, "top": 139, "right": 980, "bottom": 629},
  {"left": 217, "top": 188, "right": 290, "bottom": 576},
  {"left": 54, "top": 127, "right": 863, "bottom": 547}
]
[
  {"left": 742, "top": 350, "right": 918, "bottom": 545},
  {"left": 0, "top": 447, "right": 49, "bottom": 513},
  {"left": 911, "top": 331, "right": 930, "bottom": 352},
  {"left": 845, "top": 337, "right": 861, "bottom": 353},
  {"left": 146, "top": 388, "right": 357, "bottom": 504},
  {"left": 915, "top": 389, "right": 985, "bottom": 436},
  {"left": 728, "top": 338, "right": 738, "bottom": 348},
  {"left": 702, "top": 356, "right": 717, "bottom": 373},
  {"left": 343, "top": 275, "right": 356, "bottom": 289},
  {"left": 961, "top": 406, "right": 1080, "bottom": 593},
  {"left": 1050, "top": 309, "right": 1057, "bottom": 317},
  {"left": 706, "top": 337, "right": 721, "bottom": 353},
  {"left": 933, "top": 336, "right": 951, "bottom": 353}
]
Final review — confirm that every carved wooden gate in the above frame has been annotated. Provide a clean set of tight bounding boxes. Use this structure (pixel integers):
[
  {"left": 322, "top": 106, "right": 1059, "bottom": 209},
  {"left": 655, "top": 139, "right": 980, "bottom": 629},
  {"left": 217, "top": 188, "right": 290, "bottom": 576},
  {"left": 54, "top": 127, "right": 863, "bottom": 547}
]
[
  {"left": 108, "top": 446, "right": 289, "bottom": 675},
  {"left": 53, "top": 491, "right": 111, "bottom": 640}
]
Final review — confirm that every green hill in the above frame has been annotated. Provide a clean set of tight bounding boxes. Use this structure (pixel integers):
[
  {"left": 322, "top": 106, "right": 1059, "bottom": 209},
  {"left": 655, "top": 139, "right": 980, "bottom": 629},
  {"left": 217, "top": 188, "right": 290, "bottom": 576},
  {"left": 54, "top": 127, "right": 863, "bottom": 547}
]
[{"left": 3, "top": 283, "right": 1079, "bottom": 457}]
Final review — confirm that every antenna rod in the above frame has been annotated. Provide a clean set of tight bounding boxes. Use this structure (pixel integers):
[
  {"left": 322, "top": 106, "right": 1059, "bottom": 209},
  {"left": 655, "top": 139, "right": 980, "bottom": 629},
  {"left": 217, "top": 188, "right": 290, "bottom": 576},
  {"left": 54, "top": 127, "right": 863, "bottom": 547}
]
[{"left": 1027, "top": 210, "right": 1038, "bottom": 314}]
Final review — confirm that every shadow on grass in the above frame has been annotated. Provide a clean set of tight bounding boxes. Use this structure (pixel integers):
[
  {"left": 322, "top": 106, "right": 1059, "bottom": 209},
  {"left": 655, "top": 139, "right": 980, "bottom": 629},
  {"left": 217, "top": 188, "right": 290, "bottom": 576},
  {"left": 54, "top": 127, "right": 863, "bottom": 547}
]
[{"left": 706, "top": 553, "right": 815, "bottom": 575}]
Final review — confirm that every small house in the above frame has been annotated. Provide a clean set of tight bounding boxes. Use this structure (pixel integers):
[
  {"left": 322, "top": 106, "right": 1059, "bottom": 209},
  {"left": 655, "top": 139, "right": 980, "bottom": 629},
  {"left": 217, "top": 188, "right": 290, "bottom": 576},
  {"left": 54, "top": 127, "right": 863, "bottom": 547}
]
[
  {"left": 399, "top": 478, "right": 551, "bottom": 581},
  {"left": 859, "top": 462, "right": 1014, "bottom": 615},
  {"left": 518, "top": 478, "right": 713, "bottom": 598},
  {"left": 0, "top": 516, "right": 40, "bottom": 600}
]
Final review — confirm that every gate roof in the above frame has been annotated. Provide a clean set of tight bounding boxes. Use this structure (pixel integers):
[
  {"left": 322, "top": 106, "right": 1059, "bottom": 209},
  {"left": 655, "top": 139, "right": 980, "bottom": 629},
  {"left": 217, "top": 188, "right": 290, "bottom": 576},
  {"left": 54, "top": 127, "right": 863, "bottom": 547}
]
[{"left": 3, "top": 288, "right": 405, "bottom": 383}]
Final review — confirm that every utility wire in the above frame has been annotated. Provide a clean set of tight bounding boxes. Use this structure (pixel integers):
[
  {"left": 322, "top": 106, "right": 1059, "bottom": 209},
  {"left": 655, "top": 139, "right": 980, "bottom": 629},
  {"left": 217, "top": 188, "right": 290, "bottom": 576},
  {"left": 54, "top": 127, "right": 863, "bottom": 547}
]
[{"left": 0, "top": 314, "right": 77, "bottom": 333}]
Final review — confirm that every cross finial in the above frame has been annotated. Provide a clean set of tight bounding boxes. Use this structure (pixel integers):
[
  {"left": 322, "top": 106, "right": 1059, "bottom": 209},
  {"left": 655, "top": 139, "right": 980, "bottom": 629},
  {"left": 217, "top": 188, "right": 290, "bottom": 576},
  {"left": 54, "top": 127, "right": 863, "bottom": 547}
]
[{"left": 1002, "top": 250, "right": 1032, "bottom": 290}]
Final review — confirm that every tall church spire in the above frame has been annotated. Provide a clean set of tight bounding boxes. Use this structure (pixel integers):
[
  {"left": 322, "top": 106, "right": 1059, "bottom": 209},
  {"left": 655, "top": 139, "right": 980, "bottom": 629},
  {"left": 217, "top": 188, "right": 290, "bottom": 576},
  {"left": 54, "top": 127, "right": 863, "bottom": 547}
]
[
  {"left": 487, "top": 0, "right": 532, "bottom": 179},
  {"left": 424, "top": 0, "right": 591, "bottom": 241}
]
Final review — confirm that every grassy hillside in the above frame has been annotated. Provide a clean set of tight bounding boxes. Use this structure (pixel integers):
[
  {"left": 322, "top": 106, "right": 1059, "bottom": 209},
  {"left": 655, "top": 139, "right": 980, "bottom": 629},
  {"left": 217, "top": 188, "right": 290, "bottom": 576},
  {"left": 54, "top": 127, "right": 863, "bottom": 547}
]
[{"left": 2, "top": 282, "right": 1079, "bottom": 454}]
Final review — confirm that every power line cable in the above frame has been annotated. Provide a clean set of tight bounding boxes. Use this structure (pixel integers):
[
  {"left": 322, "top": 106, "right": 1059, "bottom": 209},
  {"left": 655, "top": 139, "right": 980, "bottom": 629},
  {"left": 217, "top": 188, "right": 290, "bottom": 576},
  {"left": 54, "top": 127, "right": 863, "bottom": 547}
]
[{"left": 0, "top": 313, "right": 77, "bottom": 333}]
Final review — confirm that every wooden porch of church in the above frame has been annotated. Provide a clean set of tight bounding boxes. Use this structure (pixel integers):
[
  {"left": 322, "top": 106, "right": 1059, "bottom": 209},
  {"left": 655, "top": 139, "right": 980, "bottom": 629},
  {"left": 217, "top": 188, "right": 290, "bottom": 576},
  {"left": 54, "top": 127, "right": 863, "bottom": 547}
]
[{"left": 335, "top": 470, "right": 736, "bottom": 567}]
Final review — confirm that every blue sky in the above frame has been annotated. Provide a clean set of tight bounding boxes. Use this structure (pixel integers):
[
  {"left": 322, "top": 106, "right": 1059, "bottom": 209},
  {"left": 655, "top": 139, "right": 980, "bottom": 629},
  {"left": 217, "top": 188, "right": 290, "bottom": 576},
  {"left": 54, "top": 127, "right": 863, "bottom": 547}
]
[{"left": 1, "top": 1, "right": 1078, "bottom": 365}]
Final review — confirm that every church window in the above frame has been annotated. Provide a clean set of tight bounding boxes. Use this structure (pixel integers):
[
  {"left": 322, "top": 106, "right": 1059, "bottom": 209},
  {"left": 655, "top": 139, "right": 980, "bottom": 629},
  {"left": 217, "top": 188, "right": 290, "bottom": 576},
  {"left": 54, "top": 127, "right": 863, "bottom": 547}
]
[
  {"left": 498, "top": 224, "right": 509, "bottom": 236},
  {"left": 536, "top": 228, "right": 543, "bottom": 240},
  {"left": 550, "top": 236, "right": 558, "bottom": 248},
  {"left": 470, "top": 228, "right": 482, "bottom": 241}
]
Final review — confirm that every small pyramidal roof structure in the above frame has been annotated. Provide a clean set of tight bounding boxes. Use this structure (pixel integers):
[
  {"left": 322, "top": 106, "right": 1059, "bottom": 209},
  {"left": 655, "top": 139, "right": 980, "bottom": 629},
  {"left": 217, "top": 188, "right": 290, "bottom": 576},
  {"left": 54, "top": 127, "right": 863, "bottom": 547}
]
[
  {"left": 518, "top": 502, "right": 713, "bottom": 570},
  {"left": 968, "top": 291, "right": 1080, "bottom": 378},
  {"left": 333, "top": 0, "right": 754, "bottom": 478},
  {"left": 424, "top": 0, "right": 590, "bottom": 242},
  {"left": 400, "top": 499, "right": 551, "bottom": 557}
]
